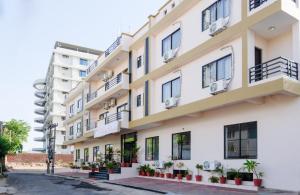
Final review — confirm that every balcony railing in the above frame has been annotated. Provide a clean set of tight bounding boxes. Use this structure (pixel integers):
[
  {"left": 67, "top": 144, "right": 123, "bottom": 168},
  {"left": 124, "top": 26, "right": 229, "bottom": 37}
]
[
  {"left": 105, "top": 73, "right": 122, "bottom": 91},
  {"left": 105, "top": 111, "right": 128, "bottom": 125},
  {"left": 87, "top": 120, "right": 97, "bottom": 131},
  {"left": 249, "top": 0, "right": 296, "bottom": 11},
  {"left": 87, "top": 60, "right": 98, "bottom": 75},
  {"left": 249, "top": 57, "right": 298, "bottom": 83},
  {"left": 105, "top": 36, "right": 121, "bottom": 57}
]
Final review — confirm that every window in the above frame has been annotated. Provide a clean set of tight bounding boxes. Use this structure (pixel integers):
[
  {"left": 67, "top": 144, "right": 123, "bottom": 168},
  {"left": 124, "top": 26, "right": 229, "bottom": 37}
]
[
  {"left": 77, "top": 98, "right": 82, "bottom": 111},
  {"left": 80, "top": 58, "right": 88, "bottom": 66},
  {"left": 84, "top": 148, "right": 89, "bottom": 162},
  {"left": 75, "top": 149, "right": 80, "bottom": 161},
  {"left": 172, "top": 131, "right": 191, "bottom": 160},
  {"left": 99, "top": 112, "right": 108, "bottom": 120},
  {"left": 86, "top": 118, "right": 89, "bottom": 130},
  {"left": 62, "top": 55, "right": 69, "bottom": 58},
  {"left": 61, "top": 145, "right": 67, "bottom": 149},
  {"left": 162, "top": 77, "right": 181, "bottom": 102},
  {"left": 62, "top": 67, "right": 69, "bottom": 70},
  {"left": 162, "top": 29, "right": 181, "bottom": 56},
  {"left": 136, "top": 94, "right": 142, "bottom": 107},
  {"left": 93, "top": 146, "right": 100, "bottom": 162},
  {"left": 61, "top": 131, "right": 66, "bottom": 135},
  {"left": 62, "top": 79, "right": 68, "bottom": 82},
  {"left": 105, "top": 144, "right": 113, "bottom": 161},
  {"left": 137, "top": 56, "right": 142, "bottom": 68},
  {"left": 202, "top": 55, "right": 232, "bottom": 88},
  {"left": 69, "top": 126, "right": 74, "bottom": 135},
  {"left": 202, "top": 0, "right": 230, "bottom": 31},
  {"left": 79, "top": 70, "right": 87, "bottom": 77},
  {"left": 69, "top": 104, "right": 74, "bottom": 114},
  {"left": 224, "top": 121, "right": 257, "bottom": 159},
  {"left": 145, "top": 137, "right": 159, "bottom": 161},
  {"left": 117, "top": 103, "right": 128, "bottom": 113},
  {"left": 77, "top": 122, "right": 82, "bottom": 134}
]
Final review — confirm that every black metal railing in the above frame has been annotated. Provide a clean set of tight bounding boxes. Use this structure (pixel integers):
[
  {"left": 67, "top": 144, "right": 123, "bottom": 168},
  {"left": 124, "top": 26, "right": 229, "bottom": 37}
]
[
  {"left": 105, "top": 73, "right": 122, "bottom": 91},
  {"left": 87, "top": 60, "right": 98, "bottom": 75},
  {"left": 105, "top": 36, "right": 121, "bottom": 57},
  {"left": 249, "top": 0, "right": 268, "bottom": 11},
  {"left": 105, "top": 111, "right": 127, "bottom": 124},
  {"left": 249, "top": 57, "right": 298, "bottom": 83}
]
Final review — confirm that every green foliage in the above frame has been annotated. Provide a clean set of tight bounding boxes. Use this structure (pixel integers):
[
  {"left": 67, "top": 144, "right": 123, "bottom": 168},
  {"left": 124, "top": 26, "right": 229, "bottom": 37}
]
[
  {"left": 243, "top": 160, "right": 263, "bottom": 179},
  {"left": 106, "top": 161, "right": 116, "bottom": 169},
  {"left": 3, "top": 119, "right": 30, "bottom": 153},
  {"left": 163, "top": 161, "right": 174, "bottom": 172},
  {"left": 196, "top": 164, "right": 203, "bottom": 175},
  {"left": 215, "top": 166, "right": 226, "bottom": 177},
  {"left": 229, "top": 168, "right": 242, "bottom": 179},
  {"left": 0, "top": 136, "right": 10, "bottom": 158},
  {"left": 209, "top": 176, "right": 219, "bottom": 183}
]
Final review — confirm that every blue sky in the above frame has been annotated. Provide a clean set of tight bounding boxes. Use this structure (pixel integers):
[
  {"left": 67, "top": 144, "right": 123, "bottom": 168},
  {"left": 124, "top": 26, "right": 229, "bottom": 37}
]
[{"left": 0, "top": 0, "right": 165, "bottom": 151}]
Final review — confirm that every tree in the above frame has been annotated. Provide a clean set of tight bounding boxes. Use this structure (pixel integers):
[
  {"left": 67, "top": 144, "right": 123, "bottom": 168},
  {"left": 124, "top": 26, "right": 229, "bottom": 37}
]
[
  {"left": 0, "top": 136, "right": 10, "bottom": 174},
  {"left": 3, "top": 119, "right": 30, "bottom": 154}
]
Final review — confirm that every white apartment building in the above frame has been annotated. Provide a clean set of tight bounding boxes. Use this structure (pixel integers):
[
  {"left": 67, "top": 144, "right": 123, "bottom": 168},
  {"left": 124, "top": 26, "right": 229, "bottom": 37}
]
[
  {"left": 63, "top": 0, "right": 300, "bottom": 191},
  {"left": 33, "top": 42, "right": 102, "bottom": 154}
]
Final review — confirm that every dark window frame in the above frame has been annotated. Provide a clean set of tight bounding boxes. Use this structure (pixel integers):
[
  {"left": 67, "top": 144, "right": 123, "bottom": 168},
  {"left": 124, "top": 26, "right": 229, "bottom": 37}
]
[
  {"left": 161, "top": 28, "right": 181, "bottom": 56},
  {"left": 172, "top": 131, "right": 191, "bottom": 160},
  {"left": 137, "top": 56, "right": 142, "bottom": 68},
  {"left": 93, "top": 146, "right": 99, "bottom": 162},
  {"left": 79, "top": 70, "right": 87, "bottom": 77},
  {"left": 84, "top": 148, "right": 89, "bottom": 162},
  {"left": 80, "top": 58, "right": 88, "bottom": 66},
  {"left": 145, "top": 136, "right": 159, "bottom": 161},
  {"left": 202, "top": 54, "right": 232, "bottom": 88},
  {"left": 99, "top": 112, "right": 109, "bottom": 120},
  {"left": 69, "top": 126, "right": 74, "bottom": 135},
  {"left": 161, "top": 77, "right": 181, "bottom": 102},
  {"left": 75, "top": 149, "right": 80, "bottom": 161},
  {"left": 136, "top": 94, "right": 142, "bottom": 107},
  {"left": 224, "top": 121, "right": 258, "bottom": 159}
]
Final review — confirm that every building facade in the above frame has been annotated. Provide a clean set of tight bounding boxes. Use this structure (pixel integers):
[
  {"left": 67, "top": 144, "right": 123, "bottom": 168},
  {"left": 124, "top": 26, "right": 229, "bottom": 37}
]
[
  {"left": 63, "top": 0, "right": 300, "bottom": 191},
  {"left": 33, "top": 42, "right": 102, "bottom": 154}
]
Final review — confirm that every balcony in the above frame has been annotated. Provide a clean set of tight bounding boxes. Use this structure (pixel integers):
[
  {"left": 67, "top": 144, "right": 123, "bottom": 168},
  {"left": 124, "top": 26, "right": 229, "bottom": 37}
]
[
  {"left": 34, "top": 127, "right": 44, "bottom": 132},
  {"left": 249, "top": 57, "right": 298, "bottom": 83},
  {"left": 34, "top": 136, "right": 46, "bottom": 142},
  {"left": 32, "top": 148, "right": 46, "bottom": 152},
  {"left": 86, "top": 73, "right": 129, "bottom": 110},
  {"left": 94, "top": 111, "right": 129, "bottom": 138},
  {"left": 34, "top": 108, "right": 47, "bottom": 116},
  {"left": 34, "top": 117, "right": 45, "bottom": 124},
  {"left": 76, "top": 129, "right": 83, "bottom": 138},
  {"left": 105, "top": 36, "right": 121, "bottom": 57},
  {"left": 249, "top": 0, "right": 296, "bottom": 11}
]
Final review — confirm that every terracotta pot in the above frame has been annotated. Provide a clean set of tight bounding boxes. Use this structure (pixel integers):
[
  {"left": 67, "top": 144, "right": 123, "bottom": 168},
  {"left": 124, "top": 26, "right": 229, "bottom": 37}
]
[
  {"left": 126, "top": 163, "right": 131, "bottom": 167},
  {"left": 219, "top": 176, "right": 226, "bottom": 184},
  {"left": 108, "top": 169, "right": 113, "bottom": 174},
  {"left": 146, "top": 172, "right": 151, "bottom": 176},
  {"left": 91, "top": 168, "right": 96, "bottom": 173},
  {"left": 160, "top": 173, "right": 165, "bottom": 178},
  {"left": 154, "top": 172, "right": 160, "bottom": 177},
  {"left": 195, "top": 175, "right": 202, "bottom": 182},
  {"left": 121, "top": 162, "right": 126, "bottom": 167},
  {"left": 253, "top": 179, "right": 262, "bottom": 187},
  {"left": 141, "top": 171, "right": 146, "bottom": 176},
  {"left": 166, "top": 173, "right": 172, "bottom": 178},
  {"left": 132, "top": 158, "right": 138, "bottom": 163},
  {"left": 171, "top": 174, "right": 176, "bottom": 179},
  {"left": 235, "top": 178, "right": 242, "bottom": 185},
  {"left": 177, "top": 174, "right": 182, "bottom": 180},
  {"left": 186, "top": 175, "right": 192, "bottom": 181}
]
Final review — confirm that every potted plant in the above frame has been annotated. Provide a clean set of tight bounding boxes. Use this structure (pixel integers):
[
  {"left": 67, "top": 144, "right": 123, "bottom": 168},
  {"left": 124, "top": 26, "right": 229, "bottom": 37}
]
[
  {"left": 186, "top": 169, "right": 193, "bottom": 181},
  {"left": 216, "top": 166, "right": 226, "bottom": 184},
  {"left": 176, "top": 162, "right": 184, "bottom": 180},
  {"left": 160, "top": 169, "right": 165, "bottom": 178},
  {"left": 106, "top": 161, "right": 115, "bottom": 174},
  {"left": 164, "top": 161, "right": 174, "bottom": 178},
  {"left": 195, "top": 164, "right": 203, "bottom": 182},
  {"left": 230, "top": 168, "right": 242, "bottom": 185},
  {"left": 243, "top": 160, "right": 263, "bottom": 187},
  {"left": 131, "top": 146, "right": 140, "bottom": 163},
  {"left": 137, "top": 165, "right": 145, "bottom": 176},
  {"left": 90, "top": 163, "right": 97, "bottom": 173},
  {"left": 209, "top": 176, "right": 219, "bottom": 183},
  {"left": 154, "top": 168, "right": 160, "bottom": 177}
]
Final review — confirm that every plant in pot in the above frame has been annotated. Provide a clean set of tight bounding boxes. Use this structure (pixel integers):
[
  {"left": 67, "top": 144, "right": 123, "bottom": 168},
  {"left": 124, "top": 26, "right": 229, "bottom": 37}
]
[
  {"left": 195, "top": 164, "right": 203, "bottom": 182},
  {"left": 106, "top": 161, "right": 115, "bottom": 174},
  {"left": 230, "top": 168, "right": 243, "bottom": 185},
  {"left": 209, "top": 176, "right": 219, "bottom": 183},
  {"left": 131, "top": 146, "right": 140, "bottom": 163},
  {"left": 216, "top": 166, "right": 226, "bottom": 184},
  {"left": 137, "top": 164, "right": 145, "bottom": 176},
  {"left": 243, "top": 160, "right": 263, "bottom": 187},
  {"left": 154, "top": 168, "right": 160, "bottom": 177},
  {"left": 90, "top": 163, "right": 97, "bottom": 173},
  {"left": 186, "top": 169, "right": 193, "bottom": 181},
  {"left": 164, "top": 161, "right": 174, "bottom": 179},
  {"left": 160, "top": 169, "right": 165, "bottom": 178},
  {"left": 176, "top": 162, "right": 184, "bottom": 180}
]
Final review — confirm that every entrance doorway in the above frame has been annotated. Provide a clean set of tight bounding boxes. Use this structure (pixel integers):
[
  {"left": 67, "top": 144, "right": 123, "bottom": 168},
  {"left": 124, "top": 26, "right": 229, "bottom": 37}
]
[
  {"left": 121, "top": 132, "right": 137, "bottom": 163},
  {"left": 255, "top": 47, "right": 262, "bottom": 81}
]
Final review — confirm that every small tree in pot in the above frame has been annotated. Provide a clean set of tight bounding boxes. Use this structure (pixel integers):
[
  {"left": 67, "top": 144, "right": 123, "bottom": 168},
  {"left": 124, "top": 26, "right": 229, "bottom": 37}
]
[
  {"left": 230, "top": 168, "right": 243, "bottom": 185},
  {"left": 164, "top": 161, "right": 174, "bottom": 178},
  {"left": 176, "top": 162, "right": 184, "bottom": 180},
  {"left": 216, "top": 166, "right": 226, "bottom": 184},
  {"left": 106, "top": 161, "right": 115, "bottom": 174},
  {"left": 195, "top": 164, "right": 203, "bottom": 182},
  {"left": 186, "top": 169, "right": 193, "bottom": 181},
  {"left": 131, "top": 146, "right": 140, "bottom": 163},
  {"left": 243, "top": 160, "right": 263, "bottom": 187},
  {"left": 90, "top": 163, "right": 97, "bottom": 173}
]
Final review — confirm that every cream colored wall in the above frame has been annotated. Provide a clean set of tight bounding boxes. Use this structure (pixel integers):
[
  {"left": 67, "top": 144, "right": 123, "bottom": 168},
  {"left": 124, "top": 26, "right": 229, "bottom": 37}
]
[
  {"left": 132, "top": 46, "right": 145, "bottom": 81},
  {"left": 137, "top": 95, "right": 300, "bottom": 191},
  {"left": 150, "top": 38, "right": 242, "bottom": 115},
  {"left": 131, "top": 87, "right": 145, "bottom": 120}
]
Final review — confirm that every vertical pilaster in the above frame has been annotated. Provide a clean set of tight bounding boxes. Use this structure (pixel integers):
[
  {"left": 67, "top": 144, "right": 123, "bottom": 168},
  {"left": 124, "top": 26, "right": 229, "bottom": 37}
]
[
  {"left": 145, "top": 37, "right": 150, "bottom": 75},
  {"left": 144, "top": 80, "right": 149, "bottom": 116},
  {"left": 128, "top": 51, "right": 132, "bottom": 83}
]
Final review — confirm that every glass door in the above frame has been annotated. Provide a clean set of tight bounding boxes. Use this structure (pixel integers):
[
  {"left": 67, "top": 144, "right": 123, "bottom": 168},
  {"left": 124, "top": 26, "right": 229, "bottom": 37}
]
[{"left": 121, "top": 132, "right": 137, "bottom": 163}]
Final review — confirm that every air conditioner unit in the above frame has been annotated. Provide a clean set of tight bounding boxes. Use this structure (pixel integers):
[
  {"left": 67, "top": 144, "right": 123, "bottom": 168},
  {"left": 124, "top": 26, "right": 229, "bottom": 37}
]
[
  {"left": 209, "top": 17, "right": 230, "bottom": 37},
  {"left": 209, "top": 80, "right": 227, "bottom": 95},
  {"left": 165, "top": 97, "right": 178, "bottom": 109},
  {"left": 102, "top": 71, "right": 113, "bottom": 82},
  {"left": 203, "top": 161, "right": 221, "bottom": 171},
  {"left": 104, "top": 102, "right": 110, "bottom": 110},
  {"left": 109, "top": 98, "right": 117, "bottom": 107},
  {"left": 163, "top": 48, "right": 179, "bottom": 63}
]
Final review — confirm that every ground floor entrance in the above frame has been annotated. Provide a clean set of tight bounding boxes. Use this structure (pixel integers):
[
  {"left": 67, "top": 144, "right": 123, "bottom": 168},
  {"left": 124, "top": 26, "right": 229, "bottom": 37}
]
[{"left": 121, "top": 132, "right": 137, "bottom": 163}]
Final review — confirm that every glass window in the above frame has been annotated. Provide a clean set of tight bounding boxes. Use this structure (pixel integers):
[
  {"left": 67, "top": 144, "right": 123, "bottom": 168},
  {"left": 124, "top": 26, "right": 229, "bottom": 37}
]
[
  {"left": 62, "top": 55, "right": 69, "bottom": 58},
  {"left": 77, "top": 99, "right": 82, "bottom": 111},
  {"left": 80, "top": 58, "right": 88, "bottom": 66},
  {"left": 137, "top": 56, "right": 142, "bottom": 68},
  {"left": 162, "top": 29, "right": 181, "bottom": 56},
  {"left": 99, "top": 112, "right": 108, "bottom": 120},
  {"left": 93, "top": 146, "right": 100, "bottom": 162},
  {"left": 136, "top": 94, "right": 142, "bottom": 107},
  {"left": 84, "top": 148, "right": 89, "bottom": 162},
  {"left": 202, "top": 55, "right": 232, "bottom": 88},
  {"left": 105, "top": 144, "right": 113, "bottom": 161},
  {"left": 225, "top": 122, "right": 257, "bottom": 159},
  {"left": 202, "top": 0, "right": 230, "bottom": 31},
  {"left": 162, "top": 77, "right": 181, "bottom": 102},
  {"left": 69, "top": 104, "right": 74, "bottom": 114},
  {"left": 69, "top": 126, "right": 74, "bottom": 135},
  {"left": 79, "top": 70, "right": 87, "bottom": 77},
  {"left": 76, "top": 149, "right": 80, "bottom": 161},
  {"left": 172, "top": 131, "right": 191, "bottom": 160},
  {"left": 145, "top": 137, "right": 159, "bottom": 161}
]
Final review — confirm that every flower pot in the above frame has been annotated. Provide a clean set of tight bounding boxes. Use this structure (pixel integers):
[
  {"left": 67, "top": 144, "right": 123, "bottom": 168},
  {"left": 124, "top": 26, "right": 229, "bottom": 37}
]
[
  {"left": 121, "top": 162, "right": 126, "bottom": 167},
  {"left": 160, "top": 173, "right": 165, "bottom": 178},
  {"left": 146, "top": 172, "right": 151, "bottom": 177},
  {"left": 177, "top": 174, "right": 182, "bottom": 180},
  {"left": 91, "top": 168, "right": 96, "bottom": 173},
  {"left": 141, "top": 171, "right": 146, "bottom": 176},
  {"left": 108, "top": 169, "right": 113, "bottom": 174},
  {"left": 195, "top": 175, "right": 202, "bottom": 182},
  {"left": 154, "top": 172, "right": 160, "bottom": 177},
  {"left": 132, "top": 158, "right": 138, "bottom": 163},
  {"left": 166, "top": 173, "right": 172, "bottom": 178},
  {"left": 186, "top": 175, "right": 192, "bottom": 181},
  {"left": 171, "top": 174, "right": 176, "bottom": 179},
  {"left": 126, "top": 163, "right": 131, "bottom": 167},
  {"left": 253, "top": 179, "right": 262, "bottom": 187},
  {"left": 235, "top": 178, "right": 242, "bottom": 185},
  {"left": 219, "top": 176, "right": 226, "bottom": 184}
]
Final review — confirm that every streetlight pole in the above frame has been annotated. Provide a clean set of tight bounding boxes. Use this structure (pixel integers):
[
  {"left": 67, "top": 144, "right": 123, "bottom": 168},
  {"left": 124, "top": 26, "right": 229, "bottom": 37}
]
[{"left": 46, "top": 123, "right": 57, "bottom": 175}]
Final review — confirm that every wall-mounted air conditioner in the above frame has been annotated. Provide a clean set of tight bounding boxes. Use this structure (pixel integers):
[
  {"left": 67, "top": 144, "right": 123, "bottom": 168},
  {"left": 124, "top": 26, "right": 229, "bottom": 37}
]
[
  {"left": 109, "top": 98, "right": 117, "bottom": 107},
  {"left": 163, "top": 48, "right": 179, "bottom": 63},
  {"left": 165, "top": 97, "right": 178, "bottom": 109},
  {"left": 209, "top": 80, "right": 227, "bottom": 95},
  {"left": 209, "top": 17, "right": 230, "bottom": 37},
  {"left": 102, "top": 71, "right": 114, "bottom": 82},
  {"left": 104, "top": 102, "right": 110, "bottom": 110},
  {"left": 203, "top": 161, "right": 221, "bottom": 171}
]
